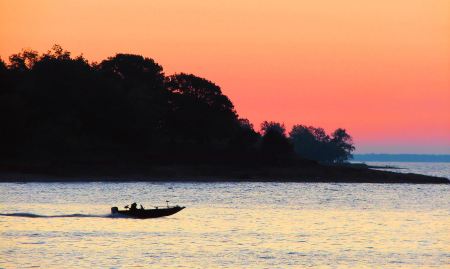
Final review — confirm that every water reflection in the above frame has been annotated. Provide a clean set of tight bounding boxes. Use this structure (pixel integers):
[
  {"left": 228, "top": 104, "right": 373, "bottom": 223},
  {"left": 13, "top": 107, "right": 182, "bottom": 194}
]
[{"left": 1, "top": 182, "right": 449, "bottom": 268}]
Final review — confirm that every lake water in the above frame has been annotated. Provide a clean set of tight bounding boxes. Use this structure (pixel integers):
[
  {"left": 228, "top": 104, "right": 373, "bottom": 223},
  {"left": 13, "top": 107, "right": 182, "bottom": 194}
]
[
  {"left": 1, "top": 162, "right": 449, "bottom": 268},
  {"left": 364, "top": 161, "right": 450, "bottom": 179}
]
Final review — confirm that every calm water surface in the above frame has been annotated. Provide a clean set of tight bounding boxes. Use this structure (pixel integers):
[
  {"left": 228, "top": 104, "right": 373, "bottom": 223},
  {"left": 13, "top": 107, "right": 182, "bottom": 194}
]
[
  {"left": 366, "top": 161, "right": 450, "bottom": 179},
  {"left": 1, "top": 163, "right": 449, "bottom": 268}
]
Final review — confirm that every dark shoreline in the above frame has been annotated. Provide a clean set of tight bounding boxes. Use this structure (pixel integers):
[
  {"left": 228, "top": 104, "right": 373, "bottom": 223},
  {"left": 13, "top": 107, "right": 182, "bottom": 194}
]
[{"left": 0, "top": 163, "right": 448, "bottom": 184}]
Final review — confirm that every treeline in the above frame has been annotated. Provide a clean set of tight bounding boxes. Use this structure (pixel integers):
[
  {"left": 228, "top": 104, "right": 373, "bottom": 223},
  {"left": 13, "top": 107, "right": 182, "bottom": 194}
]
[{"left": 0, "top": 45, "right": 354, "bottom": 165}]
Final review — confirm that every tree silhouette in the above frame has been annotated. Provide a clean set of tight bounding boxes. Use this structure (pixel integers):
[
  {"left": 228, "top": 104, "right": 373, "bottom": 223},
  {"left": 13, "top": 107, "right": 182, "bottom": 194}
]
[
  {"left": 0, "top": 58, "right": 7, "bottom": 73},
  {"left": 289, "top": 125, "right": 354, "bottom": 163},
  {"left": 97, "top": 53, "right": 169, "bottom": 151},
  {"left": 165, "top": 73, "right": 238, "bottom": 151},
  {"left": 260, "top": 121, "right": 293, "bottom": 164},
  {"left": 99, "top": 53, "right": 165, "bottom": 91},
  {"left": 8, "top": 49, "right": 39, "bottom": 71},
  {"left": 231, "top": 119, "right": 260, "bottom": 149},
  {"left": 330, "top": 128, "right": 355, "bottom": 163},
  {"left": 0, "top": 45, "right": 355, "bottom": 166}
]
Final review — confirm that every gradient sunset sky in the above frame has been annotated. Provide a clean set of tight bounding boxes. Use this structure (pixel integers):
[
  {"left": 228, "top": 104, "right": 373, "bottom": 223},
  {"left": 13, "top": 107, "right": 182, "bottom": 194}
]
[{"left": 1, "top": 0, "right": 449, "bottom": 153}]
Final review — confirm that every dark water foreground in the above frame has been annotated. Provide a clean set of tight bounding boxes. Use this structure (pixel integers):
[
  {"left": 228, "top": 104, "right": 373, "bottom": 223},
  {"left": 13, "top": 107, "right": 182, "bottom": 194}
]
[{"left": 0, "top": 163, "right": 448, "bottom": 183}]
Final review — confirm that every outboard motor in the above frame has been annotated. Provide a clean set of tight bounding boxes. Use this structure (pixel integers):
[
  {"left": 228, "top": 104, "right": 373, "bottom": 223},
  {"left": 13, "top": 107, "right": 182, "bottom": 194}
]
[{"left": 111, "top": 207, "right": 119, "bottom": 214}]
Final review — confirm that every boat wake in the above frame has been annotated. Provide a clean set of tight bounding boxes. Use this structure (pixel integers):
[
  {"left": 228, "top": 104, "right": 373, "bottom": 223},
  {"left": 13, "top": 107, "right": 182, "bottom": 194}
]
[{"left": 0, "top": 212, "right": 131, "bottom": 218}]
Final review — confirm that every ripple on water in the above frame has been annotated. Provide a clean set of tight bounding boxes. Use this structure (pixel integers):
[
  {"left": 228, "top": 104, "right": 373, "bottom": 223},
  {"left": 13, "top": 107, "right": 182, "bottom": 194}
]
[{"left": 0, "top": 179, "right": 449, "bottom": 268}]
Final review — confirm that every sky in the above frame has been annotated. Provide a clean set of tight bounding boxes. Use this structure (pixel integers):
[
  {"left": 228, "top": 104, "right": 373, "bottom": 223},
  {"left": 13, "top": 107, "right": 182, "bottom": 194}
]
[{"left": 1, "top": 0, "right": 449, "bottom": 153}]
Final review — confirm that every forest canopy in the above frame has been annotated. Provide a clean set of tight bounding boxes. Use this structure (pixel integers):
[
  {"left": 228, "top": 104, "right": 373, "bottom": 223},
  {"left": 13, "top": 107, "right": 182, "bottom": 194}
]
[{"left": 0, "top": 45, "right": 354, "bottom": 165}]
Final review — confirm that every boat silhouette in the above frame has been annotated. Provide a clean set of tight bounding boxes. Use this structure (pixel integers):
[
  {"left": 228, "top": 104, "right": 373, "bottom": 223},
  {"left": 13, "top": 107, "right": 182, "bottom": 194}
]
[{"left": 111, "top": 202, "right": 185, "bottom": 219}]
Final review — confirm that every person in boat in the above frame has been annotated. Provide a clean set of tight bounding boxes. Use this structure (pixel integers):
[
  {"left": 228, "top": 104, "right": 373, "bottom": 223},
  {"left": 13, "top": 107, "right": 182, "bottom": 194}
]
[
  {"left": 140, "top": 204, "right": 144, "bottom": 210},
  {"left": 130, "top": 202, "right": 137, "bottom": 211}
]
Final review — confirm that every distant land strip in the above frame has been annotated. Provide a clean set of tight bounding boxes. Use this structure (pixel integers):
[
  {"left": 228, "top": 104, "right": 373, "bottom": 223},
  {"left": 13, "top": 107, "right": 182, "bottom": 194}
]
[{"left": 353, "top": 154, "right": 450, "bottom": 162}]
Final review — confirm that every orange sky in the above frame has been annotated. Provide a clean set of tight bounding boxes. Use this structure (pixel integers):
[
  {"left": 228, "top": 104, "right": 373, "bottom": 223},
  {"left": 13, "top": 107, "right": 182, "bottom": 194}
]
[{"left": 1, "top": 0, "right": 449, "bottom": 153}]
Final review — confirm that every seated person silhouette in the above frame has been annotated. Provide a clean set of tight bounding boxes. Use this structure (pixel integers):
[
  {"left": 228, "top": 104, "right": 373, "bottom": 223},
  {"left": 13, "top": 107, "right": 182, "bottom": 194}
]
[
  {"left": 140, "top": 204, "right": 145, "bottom": 210},
  {"left": 130, "top": 202, "right": 137, "bottom": 211}
]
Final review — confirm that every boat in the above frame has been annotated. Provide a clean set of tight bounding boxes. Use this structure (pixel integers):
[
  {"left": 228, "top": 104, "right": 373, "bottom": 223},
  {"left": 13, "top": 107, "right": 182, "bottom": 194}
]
[{"left": 111, "top": 202, "right": 185, "bottom": 219}]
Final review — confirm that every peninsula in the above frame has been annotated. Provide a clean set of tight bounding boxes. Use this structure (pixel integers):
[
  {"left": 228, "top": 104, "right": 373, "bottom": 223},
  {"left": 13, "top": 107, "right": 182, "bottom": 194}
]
[{"left": 0, "top": 46, "right": 447, "bottom": 184}]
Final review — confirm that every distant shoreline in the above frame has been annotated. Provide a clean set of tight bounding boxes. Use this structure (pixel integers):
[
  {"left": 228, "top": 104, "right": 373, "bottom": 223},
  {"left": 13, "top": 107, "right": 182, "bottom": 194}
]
[
  {"left": 0, "top": 163, "right": 448, "bottom": 184},
  {"left": 353, "top": 154, "right": 450, "bottom": 163}
]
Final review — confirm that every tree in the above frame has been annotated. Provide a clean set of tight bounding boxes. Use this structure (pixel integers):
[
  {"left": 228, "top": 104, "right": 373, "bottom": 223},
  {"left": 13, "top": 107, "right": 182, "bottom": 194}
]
[
  {"left": 0, "top": 57, "right": 26, "bottom": 158},
  {"left": 19, "top": 46, "right": 93, "bottom": 157},
  {"left": 8, "top": 49, "right": 39, "bottom": 72},
  {"left": 261, "top": 121, "right": 286, "bottom": 136},
  {"left": 0, "top": 58, "right": 8, "bottom": 90},
  {"left": 260, "top": 121, "right": 293, "bottom": 163},
  {"left": 99, "top": 53, "right": 164, "bottom": 91},
  {"left": 289, "top": 125, "right": 354, "bottom": 163},
  {"left": 98, "top": 53, "right": 168, "bottom": 149},
  {"left": 43, "top": 44, "right": 71, "bottom": 60},
  {"left": 165, "top": 73, "right": 238, "bottom": 148},
  {"left": 229, "top": 118, "right": 260, "bottom": 153},
  {"left": 0, "top": 58, "right": 7, "bottom": 73},
  {"left": 330, "top": 128, "right": 355, "bottom": 163}
]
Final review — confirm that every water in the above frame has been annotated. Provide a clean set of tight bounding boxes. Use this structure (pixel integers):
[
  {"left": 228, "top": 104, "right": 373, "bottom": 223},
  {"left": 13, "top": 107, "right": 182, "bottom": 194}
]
[
  {"left": 365, "top": 161, "right": 450, "bottom": 179},
  {"left": 1, "top": 163, "right": 449, "bottom": 268}
]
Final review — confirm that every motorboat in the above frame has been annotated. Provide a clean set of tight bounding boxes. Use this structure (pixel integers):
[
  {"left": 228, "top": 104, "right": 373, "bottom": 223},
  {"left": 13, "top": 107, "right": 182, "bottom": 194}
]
[{"left": 111, "top": 202, "right": 185, "bottom": 219}]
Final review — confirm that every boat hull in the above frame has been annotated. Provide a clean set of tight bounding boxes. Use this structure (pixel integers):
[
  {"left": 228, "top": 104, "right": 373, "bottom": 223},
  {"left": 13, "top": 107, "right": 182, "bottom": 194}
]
[{"left": 111, "top": 206, "right": 185, "bottom": 219}]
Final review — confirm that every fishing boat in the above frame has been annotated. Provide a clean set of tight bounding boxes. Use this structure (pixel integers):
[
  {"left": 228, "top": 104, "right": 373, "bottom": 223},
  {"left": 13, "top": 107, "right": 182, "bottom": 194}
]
[{"left": 111, "top": 202, "right": 185, "bottom": 219}]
